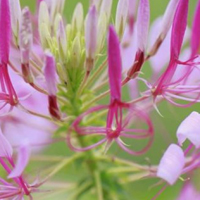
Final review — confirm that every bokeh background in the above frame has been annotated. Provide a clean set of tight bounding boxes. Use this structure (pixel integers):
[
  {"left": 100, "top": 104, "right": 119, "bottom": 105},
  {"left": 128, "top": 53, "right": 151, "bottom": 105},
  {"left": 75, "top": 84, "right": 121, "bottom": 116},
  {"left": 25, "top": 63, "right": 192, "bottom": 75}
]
[{"left": 18, "top": 0, "right": 199, "bottom": 199}]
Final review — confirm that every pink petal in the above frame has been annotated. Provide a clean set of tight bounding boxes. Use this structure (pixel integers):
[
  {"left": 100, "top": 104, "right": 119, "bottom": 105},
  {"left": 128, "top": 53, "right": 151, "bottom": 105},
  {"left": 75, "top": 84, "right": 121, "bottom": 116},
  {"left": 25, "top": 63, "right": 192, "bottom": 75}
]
[
  {"left": 177, "top": 183, "right": 200, "bottom": 200},
  {"left": 136, "top": 0, "right": 150, "bottom": 51},
  {"left": 85, "top": 5, "right": 97, "bottom": 60},
  {"left": 108, "top": 25, "right": 122, "bottom": 101},
  {"left": 170, "top": 0, "right": 189, "bottom": 59},
  {"left": 191, "top": 0, "right": 200, "bottom": 57},
  {"left": 8, "top": 142, "right": 30, "bottom": 178},
  {"left": 44, "top": 51, "right": 57, "bottom": 95},
  {"left": 0, "top": 129, "right": 13, "bottom": 158},
  {"left": 177, "top": 112, "right": 200, "bottom": 148},
  {"left": 149, "top": 17, "right": 171, "bottom": 74},
  {"left": 157, "top": 144, "right": 185, "bottom": 185},
  {"left": 0, "top": 0, "right": 11, "bottom": 63},
  {"left": 121, "top": 26, "right": 137, "bottom": 71}
]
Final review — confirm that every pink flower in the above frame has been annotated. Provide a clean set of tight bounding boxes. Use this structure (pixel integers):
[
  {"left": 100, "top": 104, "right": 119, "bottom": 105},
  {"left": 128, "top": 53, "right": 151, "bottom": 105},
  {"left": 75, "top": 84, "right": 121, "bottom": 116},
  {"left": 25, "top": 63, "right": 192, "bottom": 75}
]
[{"left": 67, "top": 25, "right": 153, "bottom": 155}]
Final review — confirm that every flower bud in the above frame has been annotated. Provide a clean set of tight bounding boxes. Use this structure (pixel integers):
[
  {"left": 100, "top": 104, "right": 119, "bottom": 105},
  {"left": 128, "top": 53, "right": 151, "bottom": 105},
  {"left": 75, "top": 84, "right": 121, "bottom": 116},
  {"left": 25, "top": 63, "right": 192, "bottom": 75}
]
[
  {"left": 85, "top": 6, "right": 97, "bottom": 73},
  {"left": 115, "top": 0, "right": 128, "bottom": 39},
  {"left": 44, "top": 51, "right": 60, "bottom": 120},
  {"left": 55, "top": 14, "right": 67, "bottom": 61},
  {"left": 97, "top": 12, "right": 107, "bottom": 52},
  {"left": 100, "top": 0, "right": 113, "bottom": 24},
  {"left": 71, "top": 35, "right": 82, "bottom": 67},
  {"left": 72, "top": 3, "right": 84, "bottom": 33},
  {"left": 48, "top": 0, "right": 65, "bottom": 24},
  {"left": 19, "top": 7, "right": 33, "bottom": 83},
  {"left": 90, "top": 0, "right": 102, "bottom": 11},
  {"left": 9, "top": 0, "right": 21, "bottom": 46},
  {"left": 38, "top": 1, "right": 51, "bottom": 48}
]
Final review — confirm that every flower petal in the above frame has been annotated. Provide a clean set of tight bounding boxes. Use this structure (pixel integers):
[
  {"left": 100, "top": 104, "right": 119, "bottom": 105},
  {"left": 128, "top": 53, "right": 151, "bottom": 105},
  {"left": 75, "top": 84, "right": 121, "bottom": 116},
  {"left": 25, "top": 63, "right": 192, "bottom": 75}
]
[
  {"left": 0, "top": 129, "right": 13, "bottom": 158},
  {"left": 170, "top": 0, "right": 189, "bottom": 59},
  {"left": 0, "top": 0, "right": 11, "bottom": 63},
  {"left": 157, "top": 144, "right": 185, "bottom": 185},
  {"left": 108, "top": 25, "right": 122, "bottom": 101},
  {"left": 8, "top": 142, "right": 30, "bottom": 178},
  {"left": 177, "top": 112, "right": 200, "bottom": 148},
  {"left": 191, "top": 0, "right": 200, "bottom": 57}
]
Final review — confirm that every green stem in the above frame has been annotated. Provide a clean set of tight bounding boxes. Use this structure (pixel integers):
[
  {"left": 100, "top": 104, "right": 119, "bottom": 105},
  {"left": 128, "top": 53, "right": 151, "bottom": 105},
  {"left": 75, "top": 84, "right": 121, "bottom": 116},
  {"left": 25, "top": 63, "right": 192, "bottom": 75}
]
[{"left": 94, "top": 171, "right": 104, "bottom": 200}]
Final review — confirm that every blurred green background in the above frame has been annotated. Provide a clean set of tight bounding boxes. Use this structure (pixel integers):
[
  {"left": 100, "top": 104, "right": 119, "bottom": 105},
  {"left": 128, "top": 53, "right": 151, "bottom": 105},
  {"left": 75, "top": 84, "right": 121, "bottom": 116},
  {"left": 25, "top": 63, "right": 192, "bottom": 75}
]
[{"left": 19, "top": 0, "right": 199, "bottom": 199}]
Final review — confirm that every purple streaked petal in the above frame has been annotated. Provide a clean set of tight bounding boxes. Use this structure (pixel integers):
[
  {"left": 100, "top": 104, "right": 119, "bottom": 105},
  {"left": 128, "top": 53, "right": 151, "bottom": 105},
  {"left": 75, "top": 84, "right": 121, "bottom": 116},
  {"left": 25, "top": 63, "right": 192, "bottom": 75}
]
[
  {"left": 157, "top": 144, "right": 185, "bottom": 185},
  {"left": 170, "top": 0, "right": 189, "bottom": 59},
  {"left": 136, "top": 0, "right": 150, "bottom": 51},
  {"left": 8, "top": 142, "right": 30, "bottom": 178},
  {"left": 0, "top": 129, "right": 13, "bottom": 158},
  {"left": 177, "top": 112, "right": 200, "bottom": 148},
  {"left": 191, "top": 0, "right": 200, "bottom": 57},
  {"left": 19, "top": 7, "right": 33, "bottom": 64},
  {"left": 108, "top": 25, "right": 122, "bottom": 101},
  {"left": 0, "top": 0, "right": 11, "bottom": 64},
  {"left": 44, "top": 51, "right": 57, "bottom": 95}
]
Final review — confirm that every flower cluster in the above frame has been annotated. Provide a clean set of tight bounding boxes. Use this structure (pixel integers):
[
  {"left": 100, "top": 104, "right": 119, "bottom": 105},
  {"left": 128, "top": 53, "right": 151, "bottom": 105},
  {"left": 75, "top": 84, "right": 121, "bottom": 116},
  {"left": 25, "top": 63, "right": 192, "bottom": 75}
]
[{"left": 0, "top": 0, "right": 200, "bottom": 199}]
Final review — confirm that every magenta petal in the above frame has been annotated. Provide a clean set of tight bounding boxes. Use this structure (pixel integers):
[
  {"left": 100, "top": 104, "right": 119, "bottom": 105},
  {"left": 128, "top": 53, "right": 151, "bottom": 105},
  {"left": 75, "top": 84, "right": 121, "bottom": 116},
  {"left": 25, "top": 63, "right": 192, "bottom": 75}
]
[
  {"left": 0, "top": 129, "right": 13, "bottom": 158},
  {"left": 170, "top": 0, "right": 189, "bottom": 59},
  {"left": 136, "top": 0, "right": 150, "bottom": 51},
  {"left": 108, "top": 25, "right": 122, "bottom": 101},
  {"left": 191, "top": 0, "right": 200, "bottom": 57},
  {"left": 157, "top": 144, "right": 185, "bottom": 185},
  {"left": 177, "top": 112, "right": 200, "bottom": 148},
  {"left": 8, "top": 143, "right": 30, "bottom": 178},
  {"left": 0, "top": 0, "right": 11, "bottom": 63}
]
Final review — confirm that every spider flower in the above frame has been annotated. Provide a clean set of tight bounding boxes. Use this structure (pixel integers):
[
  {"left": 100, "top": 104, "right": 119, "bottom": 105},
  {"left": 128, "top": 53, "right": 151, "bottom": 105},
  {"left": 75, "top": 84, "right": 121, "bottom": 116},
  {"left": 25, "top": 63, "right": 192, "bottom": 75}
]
[
  {"left": 140, "top": 0, "right": 200, "bottom": 108},
  {"left": 67, "top": 26, "right": 153, "bottom": 155}
]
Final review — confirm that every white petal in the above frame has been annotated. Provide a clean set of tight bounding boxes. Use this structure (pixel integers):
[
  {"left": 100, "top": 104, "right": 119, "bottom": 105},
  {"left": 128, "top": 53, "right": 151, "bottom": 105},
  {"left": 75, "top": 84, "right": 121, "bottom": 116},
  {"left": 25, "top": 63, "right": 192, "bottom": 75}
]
[
  {"left": 157, "top": 144, "right": 185, "bottom": 185},
  {"left": 177, "top": 112, "right": 200, "bottom": 148}
]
